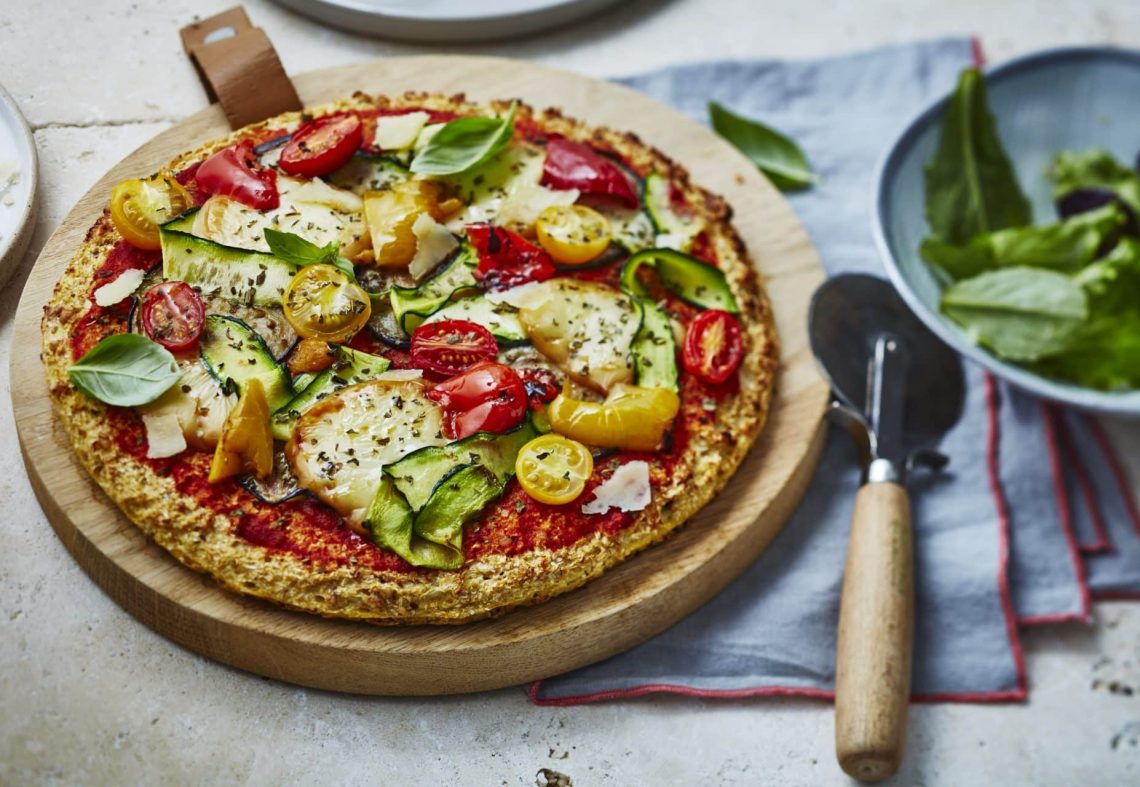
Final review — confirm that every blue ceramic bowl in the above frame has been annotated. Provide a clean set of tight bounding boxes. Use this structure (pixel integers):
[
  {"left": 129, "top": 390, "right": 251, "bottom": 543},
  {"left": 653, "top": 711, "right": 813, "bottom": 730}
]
[{"left": 873, "top": 47, "right": 1140, "bottom": 415}]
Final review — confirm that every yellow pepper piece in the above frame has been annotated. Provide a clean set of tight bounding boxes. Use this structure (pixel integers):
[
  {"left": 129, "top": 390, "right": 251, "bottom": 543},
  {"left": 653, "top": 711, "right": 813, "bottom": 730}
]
[
  {"left": 548, "top": 383, "right": 680, "bottom": 452},
  {"left": 208, "top": 377, "right": 274, "bottom": 483}
]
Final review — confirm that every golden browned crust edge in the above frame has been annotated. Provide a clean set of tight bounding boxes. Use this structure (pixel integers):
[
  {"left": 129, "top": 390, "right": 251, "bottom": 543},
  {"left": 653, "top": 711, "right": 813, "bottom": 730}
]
[{"left": 40, "top": 93, "right": 778, "bottom": 624}]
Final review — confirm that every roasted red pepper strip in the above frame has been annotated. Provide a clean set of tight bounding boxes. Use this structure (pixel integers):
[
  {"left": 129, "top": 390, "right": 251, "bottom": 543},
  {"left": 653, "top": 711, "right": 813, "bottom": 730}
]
[
  {"left": 466, "top": 224, "right": 556, "bottom": 291},
  {"left": 195, "top": 139, "right": 280, "bottom": 210},
  {"left": 541, "top": 136, "right": 639, "bottom": 208}
]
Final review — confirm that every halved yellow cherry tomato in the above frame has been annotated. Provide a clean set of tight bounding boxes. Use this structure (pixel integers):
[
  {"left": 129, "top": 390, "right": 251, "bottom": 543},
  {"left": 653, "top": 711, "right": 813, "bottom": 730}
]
[
  {"left": 282, "top": 264, "right": 371, "bottom": 343},
  {"left": 109, "top": 175, "right": 194, "bottom": 250},
  {"left": 548, "top": 383, "right": 680, "bottom": 452},
  {"left": 535, "top": 204, "right": 612, "bottom": 265},
  {"left": 515, "top": 433, "right": 594, "bottom": 505},
  {"left": 209, "top": 377, "right": 273, "bottom": 483}
]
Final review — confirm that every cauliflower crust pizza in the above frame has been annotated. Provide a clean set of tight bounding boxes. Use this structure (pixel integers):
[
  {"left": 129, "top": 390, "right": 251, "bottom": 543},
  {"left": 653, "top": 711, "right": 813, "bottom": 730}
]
[{"left": 41, "top": 92, "right": 778, "bottom": 624}]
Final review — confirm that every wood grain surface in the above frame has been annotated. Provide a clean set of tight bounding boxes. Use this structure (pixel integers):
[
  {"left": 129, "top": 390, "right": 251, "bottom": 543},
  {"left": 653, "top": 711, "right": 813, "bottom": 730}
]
[{"left": 10, "top": 56, "right": 829, "bottom": 695}]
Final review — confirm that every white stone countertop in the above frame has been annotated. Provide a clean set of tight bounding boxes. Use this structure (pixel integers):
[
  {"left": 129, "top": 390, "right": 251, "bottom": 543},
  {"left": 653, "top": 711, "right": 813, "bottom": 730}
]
[{"left": 2, "top": 1, "right": 1138, "bottom": 784}]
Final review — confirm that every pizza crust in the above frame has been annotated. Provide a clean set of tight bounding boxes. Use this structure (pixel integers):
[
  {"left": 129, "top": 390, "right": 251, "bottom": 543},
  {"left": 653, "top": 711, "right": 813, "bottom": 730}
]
[{"left": 40, "top": 93, "right": 778, "bottom": 624}]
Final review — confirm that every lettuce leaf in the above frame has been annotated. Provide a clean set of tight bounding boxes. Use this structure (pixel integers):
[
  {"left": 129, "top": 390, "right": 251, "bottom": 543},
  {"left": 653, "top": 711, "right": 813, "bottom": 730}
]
[{"left": 924, "top": 68, "right": 1031, "bottom": 245}]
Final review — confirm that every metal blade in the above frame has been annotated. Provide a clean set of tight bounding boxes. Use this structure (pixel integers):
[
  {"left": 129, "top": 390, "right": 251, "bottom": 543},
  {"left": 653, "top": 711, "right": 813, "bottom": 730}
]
[{"left": 865, "top": 333, "right": 908, "bottom": 465}]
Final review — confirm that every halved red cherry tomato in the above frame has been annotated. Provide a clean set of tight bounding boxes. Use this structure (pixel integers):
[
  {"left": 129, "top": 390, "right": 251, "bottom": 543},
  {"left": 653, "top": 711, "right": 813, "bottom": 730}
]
[
  {"left": 466, "top": 224, "right": 556, "bottom": 291},
  {"left": 682, "top": 309, "right": 744, "bottom": 385},
  {"left": 140, "top": 281, "right": 206, "bottom": 351},
  {"left": 541, "top": 136, "right": 639, "bottom": 208},
  {"left": 279, "top": 114, "right": 363, "bottom": 178},
  {"left": 195, "top": 139, "right": 279, "bottom": 210},
  {"left": 427, "top": 361, "right": 528, "bottom": 439},
  {"left": 519, "top": 368, "right": 560, "bottom": 408},
  {"left": 411, "top": 319, "right": 499, "bottom": 377}
]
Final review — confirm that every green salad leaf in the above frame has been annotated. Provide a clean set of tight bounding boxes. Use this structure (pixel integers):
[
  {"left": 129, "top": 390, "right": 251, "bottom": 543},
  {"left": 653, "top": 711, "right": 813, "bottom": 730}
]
[
  {"left": 409, "top": 103, "right": 518, "bottom": 176},
  {"left": 1050, "top": 148, "right": 1140, "bottom": 215},
  {"left": 68, "top": 333, "right": 182, "bottom": 406},
  {"left": 919, "top": 67, "right": 1140, "bottom": 392},
  {"left": 940, "top": 267, "right": 1088, "bottom": 362},
  {"left": 921, "top": 204, "right": 1126, "bottom": 279},
  {"left": 708, "top": 101, "right": 818, "bottom": 191},
  {"left": 924, "top": 68, "right": 1031, "bottom": 245},
  {"left": 264, "top": 228, "right": 356, "bottom": 279},
  {"left": 1033, "top": 312, "right": 1140, "bottom": 391}
]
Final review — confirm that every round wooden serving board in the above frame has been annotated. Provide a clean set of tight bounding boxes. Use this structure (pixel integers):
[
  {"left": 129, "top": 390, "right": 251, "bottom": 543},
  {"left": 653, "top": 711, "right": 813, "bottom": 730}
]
[{"left": 11, "top": 56, "right": 829, "bottom": 695}]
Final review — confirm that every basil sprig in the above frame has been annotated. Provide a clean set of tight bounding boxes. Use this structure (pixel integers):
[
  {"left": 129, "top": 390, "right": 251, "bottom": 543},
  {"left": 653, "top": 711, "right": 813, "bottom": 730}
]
[
  {"left": 708, "top": 101, "right": 818, "bottom": 191},
  {"left": 409, "top": 103, "right": 518, "bottom": 176},
  {"left": 264, "top": 228, "right": 356, "bottom": 279},
  {"left": 68, "top": 333, "right": 182, "bottom": 406}
]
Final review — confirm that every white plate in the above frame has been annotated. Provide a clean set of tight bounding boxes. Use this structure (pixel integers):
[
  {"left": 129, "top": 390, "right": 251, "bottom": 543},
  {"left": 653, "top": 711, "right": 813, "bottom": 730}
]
[
  {"left": 0, "top": 82, "right": 37, "bottom": 292},
  {"left": 272, "top": 0, "right": 623, "bottom": 42}
]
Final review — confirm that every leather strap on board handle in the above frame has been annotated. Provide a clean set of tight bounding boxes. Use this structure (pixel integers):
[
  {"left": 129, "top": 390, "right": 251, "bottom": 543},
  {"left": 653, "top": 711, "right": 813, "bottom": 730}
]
[{"left": 180, "top": 6, "right": 302, "bottom": 130}]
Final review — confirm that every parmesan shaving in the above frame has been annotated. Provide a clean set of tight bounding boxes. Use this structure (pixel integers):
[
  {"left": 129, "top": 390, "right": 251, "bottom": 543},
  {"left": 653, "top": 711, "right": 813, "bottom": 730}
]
[
  {"left": 581, "top": 461, "right": 651, "bottom": 515},
  {"left": 140, "top": 410, "right": 187, "bottom": 459},
  {"left": 288, "top": 177, "right": 363, "bottom": 212},
  {"left": 496, "top": 183, "right": 579, "bottom": 234},
  {"left": 93, "top": 267, "right": 146, "bottom": 307},
  {"left": 376, "top": 369, "right": 424, "bottom": 382},
  {"left": 374, "top": 112, "right": 430, "bottom": 151},
  {"left": 408, "top": 214, "right": 459, "bottom": 281}
]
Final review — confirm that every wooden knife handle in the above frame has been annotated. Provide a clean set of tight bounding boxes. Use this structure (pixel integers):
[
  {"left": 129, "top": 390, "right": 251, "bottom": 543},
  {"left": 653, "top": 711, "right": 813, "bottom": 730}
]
[{"left": 835, "top": 480, "right": 914, "bottom": 782}]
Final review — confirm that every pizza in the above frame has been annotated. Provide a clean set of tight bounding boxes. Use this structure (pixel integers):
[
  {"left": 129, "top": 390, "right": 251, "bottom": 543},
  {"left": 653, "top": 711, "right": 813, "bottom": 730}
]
[{"left": 40, "top": 92, "right": 778, "bottom": 624}]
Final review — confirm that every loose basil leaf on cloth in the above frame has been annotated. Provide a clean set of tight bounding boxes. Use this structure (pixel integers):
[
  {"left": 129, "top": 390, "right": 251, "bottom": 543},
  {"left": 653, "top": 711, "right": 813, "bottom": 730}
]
[
  {"left": 68, "top": 333, "right": 182, "bottom": 406},
  {"left": 410, "top": 103, "right": 518, "bottom": 176},
  {"left": 1050, "top": 148, "right": 1140, "bottom": 217},
  {"left": 708, "top": 101, "right": 818, "bottom": 191},
  {"left": 921, "top": 203, "right": 1126, "bottom": 279},
  {"left": 940, "top": 267, "right": 1087, "bottom": 362},
  {"left": 264, "top": 228, "right": 356, "bottom": 279},
  {"left": 923, "top": 68, "right": 1031, "bottom": 245}
]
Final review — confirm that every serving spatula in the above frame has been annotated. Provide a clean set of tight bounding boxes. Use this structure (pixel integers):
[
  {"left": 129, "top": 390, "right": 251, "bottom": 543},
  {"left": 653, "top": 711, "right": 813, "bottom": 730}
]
[{"left": 809, "top": 273, "right": 964, "bottom": 782}]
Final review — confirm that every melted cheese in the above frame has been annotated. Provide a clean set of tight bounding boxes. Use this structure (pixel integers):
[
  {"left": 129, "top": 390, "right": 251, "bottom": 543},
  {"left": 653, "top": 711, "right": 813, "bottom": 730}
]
[
  {"left": 192, "top": 177, "right": 364, "bottom": 253},
  {"left": 516, "top": 279, "right": 640, "bottom": 392},
  {"left": 286, "top": 380, "right": 447, "bottom": 526}
]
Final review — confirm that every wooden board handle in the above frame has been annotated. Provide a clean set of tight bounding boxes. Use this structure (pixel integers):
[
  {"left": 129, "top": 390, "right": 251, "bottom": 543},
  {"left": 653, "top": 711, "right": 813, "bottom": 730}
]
[
  {"left": 180, "top": 6, "right": 302, "bottom": 129},
  {"left": 834, "top": 481, "right": 914, "bottom": 782}
]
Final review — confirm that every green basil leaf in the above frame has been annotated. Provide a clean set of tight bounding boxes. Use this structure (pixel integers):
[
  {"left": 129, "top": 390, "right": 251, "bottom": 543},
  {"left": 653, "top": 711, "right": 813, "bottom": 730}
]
[
  {"left": 708, "top": 101, "right": 818, "bottom": 191},
  {"left": 940, "top": 267, "right": 1087, "bottom": 362},
  {"left": 1050, "top": 148, "right": 1140, "bottom": 216},
  {"left": 330, "top": 256, "right": 357, "bottom": 280},
  {"left": 264, "top": 228, "right": 338, "bottom": 266},
  {"left": 68, "top": 333, "right": 182, "bottom": 406},
  {"left": 264, "top": 228, "right": 356, "bottom": 280},
  {"left": 409, "top": 103, "right": 518, "bottom": 176},
  {"left": 924, "top": 68, "right": 1031, "bottom": 244}
]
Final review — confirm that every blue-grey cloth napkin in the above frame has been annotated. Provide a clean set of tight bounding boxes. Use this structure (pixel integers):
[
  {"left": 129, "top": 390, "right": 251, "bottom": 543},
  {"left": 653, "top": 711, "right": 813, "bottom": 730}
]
[{"left": 532, "top": 39, "right": 1140, "bottom": 704}]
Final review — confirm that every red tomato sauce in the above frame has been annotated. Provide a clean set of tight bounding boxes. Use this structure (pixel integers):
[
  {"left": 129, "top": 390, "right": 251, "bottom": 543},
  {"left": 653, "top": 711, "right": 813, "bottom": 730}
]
[{"left": 70, "top": 242, "right": 159, "bottom": 360}]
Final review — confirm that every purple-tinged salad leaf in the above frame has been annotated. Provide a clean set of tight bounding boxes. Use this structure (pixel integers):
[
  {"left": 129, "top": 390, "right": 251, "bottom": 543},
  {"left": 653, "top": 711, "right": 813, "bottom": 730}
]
[{"left": 1050, "top": 148, "right": 1140, "bottom": 218}]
